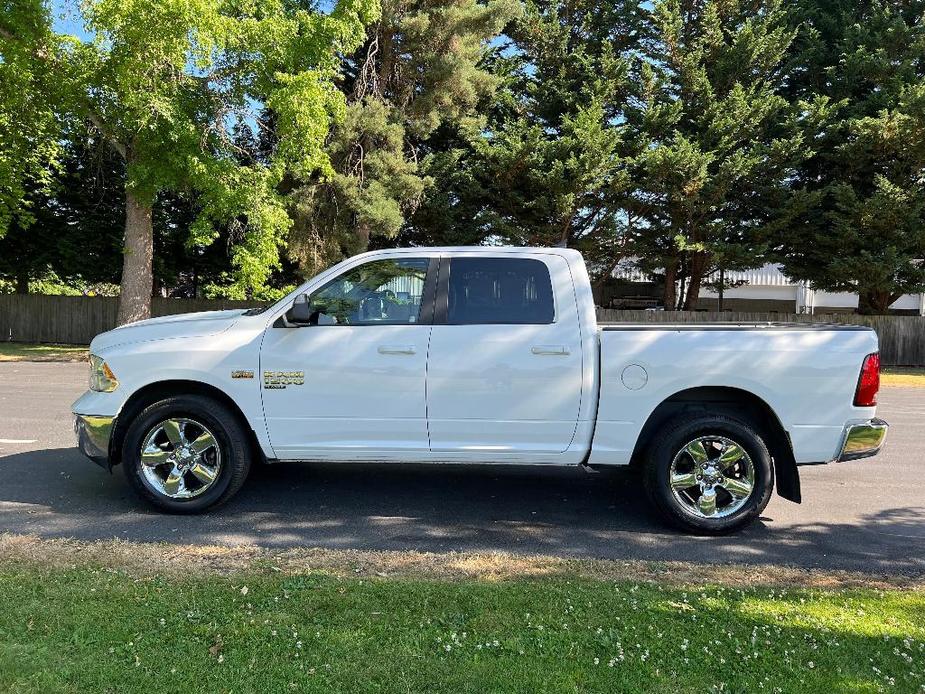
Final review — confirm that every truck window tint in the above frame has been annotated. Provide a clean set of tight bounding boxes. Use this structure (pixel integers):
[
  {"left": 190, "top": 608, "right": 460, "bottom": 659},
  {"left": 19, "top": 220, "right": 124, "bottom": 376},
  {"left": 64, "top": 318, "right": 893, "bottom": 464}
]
[
  {"left": 309, "top": 258, "right": 429, "bottom": 325},
  {"left": 447, "top": 258, "right": 555, "bottom": 324}
]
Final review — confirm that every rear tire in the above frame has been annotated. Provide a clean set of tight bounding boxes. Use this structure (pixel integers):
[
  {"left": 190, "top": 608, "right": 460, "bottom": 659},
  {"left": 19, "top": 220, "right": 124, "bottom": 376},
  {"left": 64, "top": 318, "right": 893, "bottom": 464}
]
[
  {"left": 643, "top": 413, "right": 773, "bottom": 534},
  {"left": 122, "top": 395, "right": 252, "bottom": 513}
]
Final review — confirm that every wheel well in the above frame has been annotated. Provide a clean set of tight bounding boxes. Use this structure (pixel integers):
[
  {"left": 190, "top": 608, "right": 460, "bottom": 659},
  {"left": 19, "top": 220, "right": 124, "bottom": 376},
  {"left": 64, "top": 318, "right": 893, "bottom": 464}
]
[
  {"left": 109, "top": 380, "right": 266, "bottom": 467},
  {"left": 630, "top": 386, "right": 801, "bottom": 503}
]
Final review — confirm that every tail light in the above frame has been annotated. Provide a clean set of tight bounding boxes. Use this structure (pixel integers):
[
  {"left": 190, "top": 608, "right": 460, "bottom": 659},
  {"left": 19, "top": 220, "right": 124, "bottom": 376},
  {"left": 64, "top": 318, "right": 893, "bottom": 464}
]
[{"left": 854, "top": 352, "right": 880, "bottom": 407}]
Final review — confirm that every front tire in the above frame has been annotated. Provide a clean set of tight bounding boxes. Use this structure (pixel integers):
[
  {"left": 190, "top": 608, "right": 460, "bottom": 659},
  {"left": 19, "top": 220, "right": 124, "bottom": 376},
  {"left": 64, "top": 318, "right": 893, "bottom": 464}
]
[
  {"left": 643, "top": 413, "right": 773, "bottom": 534},
  {"left": 122, "top": 395, "right": 252, "bottom": 513}
]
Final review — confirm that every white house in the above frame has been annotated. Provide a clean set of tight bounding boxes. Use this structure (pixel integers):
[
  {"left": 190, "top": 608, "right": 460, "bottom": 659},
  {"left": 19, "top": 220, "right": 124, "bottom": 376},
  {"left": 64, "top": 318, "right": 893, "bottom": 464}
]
[{"left": 611, "top": 261, "right": 925, "bottom": 315}]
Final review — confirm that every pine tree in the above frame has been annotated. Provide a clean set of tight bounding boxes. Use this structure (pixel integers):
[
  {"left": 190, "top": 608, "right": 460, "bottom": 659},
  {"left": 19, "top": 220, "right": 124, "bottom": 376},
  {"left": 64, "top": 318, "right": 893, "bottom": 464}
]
[
  {"left": 623, "top": 0, "right": 806, "bottom": 310},
  {"left": 774, "top": 0, "right": 925, "bottom": 313},
  {"left": 405, "top": 0, "right": 641, "bottom": 282},
  {"left": 285, "top": 0, "right": 517, "bottom": 277}
]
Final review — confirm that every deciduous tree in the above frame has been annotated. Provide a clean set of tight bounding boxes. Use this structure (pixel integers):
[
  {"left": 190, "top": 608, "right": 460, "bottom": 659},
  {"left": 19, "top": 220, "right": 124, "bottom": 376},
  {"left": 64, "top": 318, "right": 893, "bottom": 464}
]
[
  {"left": 2, "top": 0, "right": 378, "bottom": 323},
  {"left": 0, "top": 0, "right": 62, "bottom": 237}
]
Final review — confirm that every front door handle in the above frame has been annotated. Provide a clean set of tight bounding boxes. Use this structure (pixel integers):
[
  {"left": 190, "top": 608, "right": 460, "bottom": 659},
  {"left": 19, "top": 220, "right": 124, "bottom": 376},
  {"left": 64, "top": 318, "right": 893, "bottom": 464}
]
[
  {"left": 378, "top": 345, "right": 416, "bottom": 355},
  {"left": 531, "top": 345, "right": 570, "bottom": 356}
]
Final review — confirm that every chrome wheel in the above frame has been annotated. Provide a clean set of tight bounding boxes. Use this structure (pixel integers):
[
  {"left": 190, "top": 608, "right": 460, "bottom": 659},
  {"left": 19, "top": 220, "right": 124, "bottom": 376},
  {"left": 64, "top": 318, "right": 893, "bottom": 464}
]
[
  {"left": 139, "top": 418, "right": 221, "bottom": 499},
  {"left": 669, "top": 435, "right": 755, "bottom": 519}
]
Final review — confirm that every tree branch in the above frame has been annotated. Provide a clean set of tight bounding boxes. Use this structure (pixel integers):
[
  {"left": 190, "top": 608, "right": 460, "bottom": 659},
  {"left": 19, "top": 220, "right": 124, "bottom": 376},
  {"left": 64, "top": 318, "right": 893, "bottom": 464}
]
[{"left": 87, "top": 109, "right": 127, "bottom": 160}]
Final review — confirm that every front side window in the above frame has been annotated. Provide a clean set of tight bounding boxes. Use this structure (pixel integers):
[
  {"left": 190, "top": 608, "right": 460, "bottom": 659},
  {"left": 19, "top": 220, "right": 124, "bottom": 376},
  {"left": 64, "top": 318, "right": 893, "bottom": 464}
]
[
  {"left": 447, "top": 257, "right": 555, "bottom": 324},
  {"left": 307, "top": 258, "right": 429, "bottom": 325}
]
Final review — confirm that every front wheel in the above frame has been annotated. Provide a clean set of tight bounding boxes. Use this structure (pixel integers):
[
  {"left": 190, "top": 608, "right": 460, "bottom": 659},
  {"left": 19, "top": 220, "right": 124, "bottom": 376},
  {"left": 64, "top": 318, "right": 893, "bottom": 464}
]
[
  {"left": 122, "top": 395, "right": 252, "bottom": 513},
  {"left": 643, "top": 413, "right": 774, "bottom": 534}
]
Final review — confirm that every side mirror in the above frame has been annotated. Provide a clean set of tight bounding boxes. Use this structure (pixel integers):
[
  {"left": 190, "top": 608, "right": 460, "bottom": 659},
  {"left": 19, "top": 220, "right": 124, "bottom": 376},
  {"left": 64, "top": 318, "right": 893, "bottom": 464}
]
[{"left": 289, "top": 294, "right": 313, "bottom": 324}]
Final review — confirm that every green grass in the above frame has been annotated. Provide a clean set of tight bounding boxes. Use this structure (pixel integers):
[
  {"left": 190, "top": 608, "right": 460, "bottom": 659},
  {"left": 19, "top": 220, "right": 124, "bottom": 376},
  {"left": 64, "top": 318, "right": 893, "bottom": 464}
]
[
  {"left": 0, "top": 565, "right": 923, "bottom": 693},
  {"left": 0, "top": 342, "right": 87, "bottom": 362}
]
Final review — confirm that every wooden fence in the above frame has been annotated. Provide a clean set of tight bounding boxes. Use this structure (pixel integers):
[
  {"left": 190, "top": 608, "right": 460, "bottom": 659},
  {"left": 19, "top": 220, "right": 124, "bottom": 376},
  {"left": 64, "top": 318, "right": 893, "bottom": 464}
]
[
  {"left": 1, "top": 295, "right": 923, "bottom": 365},
  {"left": 0, "top": 295, "right": 262, "bottom": 346}
]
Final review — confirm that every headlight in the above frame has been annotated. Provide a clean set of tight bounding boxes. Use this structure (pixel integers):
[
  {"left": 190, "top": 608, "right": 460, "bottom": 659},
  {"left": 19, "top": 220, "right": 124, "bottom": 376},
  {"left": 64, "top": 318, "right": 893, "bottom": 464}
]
[{"left": 88, "top": 354, "right": 119, "bottom": 392}]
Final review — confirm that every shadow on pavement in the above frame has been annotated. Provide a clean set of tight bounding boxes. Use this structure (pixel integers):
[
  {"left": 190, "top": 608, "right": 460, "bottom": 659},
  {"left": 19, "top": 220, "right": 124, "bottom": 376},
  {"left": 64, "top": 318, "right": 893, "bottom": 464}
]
[{"left": 1, "top": 447, "right": 923, "bottom": 576}]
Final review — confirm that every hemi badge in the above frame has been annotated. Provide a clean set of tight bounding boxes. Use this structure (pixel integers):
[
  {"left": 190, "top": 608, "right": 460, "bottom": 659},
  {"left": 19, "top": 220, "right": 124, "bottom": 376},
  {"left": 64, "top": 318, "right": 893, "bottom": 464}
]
[{"left": 231, "top": 370, "right": 255, "bottom": 379}]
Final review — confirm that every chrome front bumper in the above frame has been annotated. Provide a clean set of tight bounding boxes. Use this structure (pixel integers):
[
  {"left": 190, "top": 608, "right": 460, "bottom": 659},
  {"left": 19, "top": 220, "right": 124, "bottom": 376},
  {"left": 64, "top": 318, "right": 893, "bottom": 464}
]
[
  {"left": 74, "top": 414, "right": 116, "bottom": 469},
  {"left": 837, "top": 418, "right": 889, "bottom": 462}
]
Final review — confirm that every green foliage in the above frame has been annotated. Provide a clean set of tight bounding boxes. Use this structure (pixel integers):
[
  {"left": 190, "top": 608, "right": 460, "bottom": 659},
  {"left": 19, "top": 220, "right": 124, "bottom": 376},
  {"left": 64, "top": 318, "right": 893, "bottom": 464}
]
[
  {"left": 624, "top": 0, "right": 807, "bottom": 309},
  {"left": 0, "top": 0, "right": 64, "bottom": 235},
  {"left": 405, "top": 0, "right": 638, "bottom": 280},
  {"left": 90, "top": 0, "right": 378, "bottom": 296},
  {"left": 3, "top": 0, "right": 925, "bottom": 312},
  {"left": 774, "top": 0, "right": 925, "bottom": 313},
  {"left": 0, "top": 136, "right": 124, "bottom": 291},
  {"left": 286, "top": 0, "right": 518, "bottom": 277},
  {"left": 3, "top": 0, "right": 380, "bottom": 303}
]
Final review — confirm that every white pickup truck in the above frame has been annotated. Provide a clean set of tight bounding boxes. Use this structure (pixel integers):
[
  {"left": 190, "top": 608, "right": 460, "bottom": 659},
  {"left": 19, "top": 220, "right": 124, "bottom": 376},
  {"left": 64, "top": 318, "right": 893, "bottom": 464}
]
[{"left": 73, "top": 247, "right": 888, "bottom": 533}]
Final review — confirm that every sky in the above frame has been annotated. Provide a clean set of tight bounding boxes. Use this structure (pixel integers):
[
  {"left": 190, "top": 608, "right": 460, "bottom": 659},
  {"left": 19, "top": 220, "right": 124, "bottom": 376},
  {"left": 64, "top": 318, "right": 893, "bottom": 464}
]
[
  {"left": 49, "top": 0, "right": 339, "bottom": 40},
  {"left": 50, "top": 0, "right": 90, "bottom": 40}
]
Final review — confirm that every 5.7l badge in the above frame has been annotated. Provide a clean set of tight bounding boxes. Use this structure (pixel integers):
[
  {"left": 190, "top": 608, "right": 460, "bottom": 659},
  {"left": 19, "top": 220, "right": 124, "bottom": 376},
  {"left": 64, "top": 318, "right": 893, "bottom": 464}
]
[{"left": 263, "top": 370, "right": 305, "bottom": 389}]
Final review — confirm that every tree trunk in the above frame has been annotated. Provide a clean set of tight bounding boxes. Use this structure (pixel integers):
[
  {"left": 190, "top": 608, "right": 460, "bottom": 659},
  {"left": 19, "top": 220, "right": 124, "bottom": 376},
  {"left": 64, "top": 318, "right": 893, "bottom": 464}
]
[
  {"left": 682, "top": 252, "right": 709, "bottom": 311},
  {"left": 662, "top": 259, "right": 678, "bottom": 310},
  {"left": 858, "top": 288, "right": 896, "bottom": 315},
  {"left": 116, "top": 188, "right": 154, "bottom": 325},
  {"left": 15, "top": 269, "right": 29, "bottom": 294},
  {"left": 355, "top": 223, "right": 371, "bottom": 252}
]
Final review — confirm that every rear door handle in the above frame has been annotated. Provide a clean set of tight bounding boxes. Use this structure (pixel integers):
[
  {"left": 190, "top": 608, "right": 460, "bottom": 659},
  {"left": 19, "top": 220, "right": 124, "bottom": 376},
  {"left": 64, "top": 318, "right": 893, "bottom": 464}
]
[
  {"left": 378, "top": 345, "right": 416, "bottom": 355},
  {"left": 531, "top": 345, "right": 570, "bottom": 356}
]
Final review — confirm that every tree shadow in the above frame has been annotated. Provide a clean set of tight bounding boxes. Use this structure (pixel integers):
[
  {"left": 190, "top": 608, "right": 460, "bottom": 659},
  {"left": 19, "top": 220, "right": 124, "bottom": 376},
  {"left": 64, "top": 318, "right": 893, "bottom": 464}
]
[{"left": 0, "top": 447, "right": 923, "bottom": 576}]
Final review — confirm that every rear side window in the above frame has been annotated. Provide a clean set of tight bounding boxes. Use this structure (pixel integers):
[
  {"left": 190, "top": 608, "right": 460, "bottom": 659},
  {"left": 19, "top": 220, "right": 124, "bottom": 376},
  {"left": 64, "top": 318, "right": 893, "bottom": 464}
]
[{"left": 446, "top": 258, "right": 555, "bottom": 324}]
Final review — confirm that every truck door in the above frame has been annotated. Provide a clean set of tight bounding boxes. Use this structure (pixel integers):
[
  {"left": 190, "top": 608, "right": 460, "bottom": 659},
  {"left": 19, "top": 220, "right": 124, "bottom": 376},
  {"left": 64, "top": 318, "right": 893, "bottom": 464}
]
[
  {"left": 260, "top": 257, "right": 435, "bottom": 459},
  {"left": 425, "top": 255, "right": 583, "bottom": 458}
]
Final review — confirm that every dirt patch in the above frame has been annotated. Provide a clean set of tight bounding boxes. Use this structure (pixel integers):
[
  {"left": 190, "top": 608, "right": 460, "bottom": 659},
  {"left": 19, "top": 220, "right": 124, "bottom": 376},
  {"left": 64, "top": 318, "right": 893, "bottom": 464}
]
[{"left": 2, "top": 533, "right": 922, "bottom": 589}]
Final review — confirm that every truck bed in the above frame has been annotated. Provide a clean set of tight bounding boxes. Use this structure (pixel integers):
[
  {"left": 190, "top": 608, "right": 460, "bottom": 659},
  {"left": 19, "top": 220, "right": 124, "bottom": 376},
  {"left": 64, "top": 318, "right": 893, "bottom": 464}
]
[{"left": 587, "top": 323, "right": 879, "bottom": 467}]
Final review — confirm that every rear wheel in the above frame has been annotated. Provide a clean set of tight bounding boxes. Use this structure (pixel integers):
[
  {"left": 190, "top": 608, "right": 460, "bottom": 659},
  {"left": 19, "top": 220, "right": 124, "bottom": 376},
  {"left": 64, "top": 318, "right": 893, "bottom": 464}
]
[
  {"left": 643, "top": 413, "right": 773, "bottom": 534},
  {"left": 122, "top": 395, "right": 252, "bottom": 513}
]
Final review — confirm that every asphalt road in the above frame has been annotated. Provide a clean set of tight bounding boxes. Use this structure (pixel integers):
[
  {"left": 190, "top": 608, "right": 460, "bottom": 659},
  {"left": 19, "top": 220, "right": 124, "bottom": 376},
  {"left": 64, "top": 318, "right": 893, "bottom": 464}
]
[{"left": 1, "top": 361, "right": 923, "bottom": 575}]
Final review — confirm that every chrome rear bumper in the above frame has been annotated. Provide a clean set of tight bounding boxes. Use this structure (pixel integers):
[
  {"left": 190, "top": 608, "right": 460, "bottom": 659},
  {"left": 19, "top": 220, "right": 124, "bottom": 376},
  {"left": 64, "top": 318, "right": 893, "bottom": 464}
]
[
  {"left": 74, "top": 414, "right": 116, "bottom": 469},
  {"left": 837, "top": 418, "right": 888, "bottom": 462}
]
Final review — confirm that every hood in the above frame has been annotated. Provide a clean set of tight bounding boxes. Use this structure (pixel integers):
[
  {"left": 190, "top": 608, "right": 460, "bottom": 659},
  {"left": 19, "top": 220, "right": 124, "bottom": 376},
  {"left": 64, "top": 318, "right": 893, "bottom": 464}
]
[{"left": 90, "top": 309, "right": 247, "bottom": 353}]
